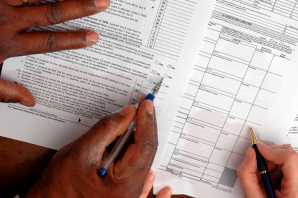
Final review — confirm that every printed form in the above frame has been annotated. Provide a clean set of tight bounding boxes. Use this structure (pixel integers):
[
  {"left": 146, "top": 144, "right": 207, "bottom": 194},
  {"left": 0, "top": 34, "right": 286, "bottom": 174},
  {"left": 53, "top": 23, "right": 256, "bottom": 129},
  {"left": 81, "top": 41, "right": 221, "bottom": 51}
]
[
  {"left": 154, "top": 0, "right": 298, "bottom": 197},
  {"left": 0, "top": 0, "right": 215, "bottom": 155},
  {"left": 285, "top": 113, "right": 298, "bottom": 152}
]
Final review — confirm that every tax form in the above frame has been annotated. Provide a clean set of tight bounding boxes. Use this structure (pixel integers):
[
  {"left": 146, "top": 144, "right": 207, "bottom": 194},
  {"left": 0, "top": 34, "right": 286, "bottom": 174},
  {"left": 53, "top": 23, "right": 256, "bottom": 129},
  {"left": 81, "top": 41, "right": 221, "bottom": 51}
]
[
  {"left": 285, "top": 113, "right": 298, "bottom": 152},
  {"left": 153, "top": 0, "right": 298, "bottom": 197},
  {"left": 0, "top": 0, "right": 215, "bottom": 156}
]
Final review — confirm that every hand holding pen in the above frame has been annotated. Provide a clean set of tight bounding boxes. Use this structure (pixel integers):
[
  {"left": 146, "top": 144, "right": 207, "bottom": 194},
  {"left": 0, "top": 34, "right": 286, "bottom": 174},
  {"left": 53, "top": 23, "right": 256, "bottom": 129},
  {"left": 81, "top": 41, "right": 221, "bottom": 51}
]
[
  {"left": 99, "top": 79, "right": 163, "bottom": 177},
  {"left": 237, "top": 130, "right": 298, "bottom": 198},
  {"left": 24, "top": 91, "right": 172, "bottom": 197}
]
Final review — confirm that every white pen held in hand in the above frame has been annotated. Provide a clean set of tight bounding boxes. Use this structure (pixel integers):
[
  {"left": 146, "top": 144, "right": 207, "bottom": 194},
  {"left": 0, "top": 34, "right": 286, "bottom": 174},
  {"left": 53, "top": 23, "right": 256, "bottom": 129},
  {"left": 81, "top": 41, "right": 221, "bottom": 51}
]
[{"left": 98, "top": 78, "right": 163, "bottom": 177}]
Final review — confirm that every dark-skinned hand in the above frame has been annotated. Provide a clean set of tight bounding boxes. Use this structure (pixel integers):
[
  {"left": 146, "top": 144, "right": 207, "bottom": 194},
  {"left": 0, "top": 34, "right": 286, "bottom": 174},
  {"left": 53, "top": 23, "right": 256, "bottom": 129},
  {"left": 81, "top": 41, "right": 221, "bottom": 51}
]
[
  {"left": 0, "top": 2, "right": 173, "bottom": 196},
  {"left": 22, "top": 100, "right": 172, "bottom": 198},
  {"left": 0, "top": 0, "right": 109, "bottom": 106}
]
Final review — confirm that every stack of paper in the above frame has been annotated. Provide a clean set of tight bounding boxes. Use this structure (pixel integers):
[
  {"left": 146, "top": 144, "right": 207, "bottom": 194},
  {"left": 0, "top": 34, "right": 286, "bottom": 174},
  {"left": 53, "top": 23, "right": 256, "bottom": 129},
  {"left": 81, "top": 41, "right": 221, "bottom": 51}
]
[
  {"left": 1, "top": 0, "right": 298, "bottom": 197},
  {"left": 153, "top": 1, "right": 298, "bottom": 197}
]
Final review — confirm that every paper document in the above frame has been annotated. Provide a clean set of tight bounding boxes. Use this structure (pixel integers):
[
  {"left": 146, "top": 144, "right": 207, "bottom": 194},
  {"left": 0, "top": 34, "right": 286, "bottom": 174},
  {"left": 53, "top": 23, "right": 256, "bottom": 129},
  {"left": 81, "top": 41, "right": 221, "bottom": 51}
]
[
  {"left": 285, "top": 113, "right": 298, "bottom": 152},
  {"left": 0, "top": 0, "right": 215, "bottom": 155},
  {"left": 154, "top": 0, "right": 298, "bottom": 197}
]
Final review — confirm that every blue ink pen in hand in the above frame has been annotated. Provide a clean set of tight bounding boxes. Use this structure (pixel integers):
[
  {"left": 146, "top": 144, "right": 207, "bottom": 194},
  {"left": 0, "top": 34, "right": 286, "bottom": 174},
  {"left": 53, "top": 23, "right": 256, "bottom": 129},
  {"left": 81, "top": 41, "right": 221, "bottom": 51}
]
[
  {"left": 98, "top": 78, "right": 163, "bottom": 177},
  {"left": 250, "top": 128, "right": 276, "bottom": 198}
]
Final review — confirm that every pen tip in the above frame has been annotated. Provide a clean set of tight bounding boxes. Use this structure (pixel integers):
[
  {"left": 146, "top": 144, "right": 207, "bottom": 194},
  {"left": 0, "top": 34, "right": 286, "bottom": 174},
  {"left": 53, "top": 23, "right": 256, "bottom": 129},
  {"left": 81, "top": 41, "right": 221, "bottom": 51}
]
[
  {"left": 250, "top": 128, "right": 258, "bottom": 145},
  {"left": 151, "top": 78, "right": 163, "bottom": 95},
  {"left": 160, "top": 77, "right": 164, "bottom": 83}
]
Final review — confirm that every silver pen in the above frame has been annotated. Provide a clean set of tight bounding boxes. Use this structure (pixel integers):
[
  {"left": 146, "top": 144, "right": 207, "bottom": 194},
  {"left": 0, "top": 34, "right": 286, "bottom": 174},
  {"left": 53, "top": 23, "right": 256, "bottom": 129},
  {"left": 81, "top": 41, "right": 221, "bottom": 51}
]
[{"left": 98, "top": 78, "right": 163, "bottom": 177}]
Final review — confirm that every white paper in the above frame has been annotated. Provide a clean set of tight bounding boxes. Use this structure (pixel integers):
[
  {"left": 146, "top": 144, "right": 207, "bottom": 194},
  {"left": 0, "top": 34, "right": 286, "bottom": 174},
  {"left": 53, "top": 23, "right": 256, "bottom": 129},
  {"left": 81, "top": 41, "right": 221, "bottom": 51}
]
[
  {"left": 284, "top": 113, "right": 298, "bottom": 152},
  {"left": 0, "top": 0, "right": 215, "bottom": 158},
  {"left": 154, "top": 0, "right": 298, "bottom": 197}
]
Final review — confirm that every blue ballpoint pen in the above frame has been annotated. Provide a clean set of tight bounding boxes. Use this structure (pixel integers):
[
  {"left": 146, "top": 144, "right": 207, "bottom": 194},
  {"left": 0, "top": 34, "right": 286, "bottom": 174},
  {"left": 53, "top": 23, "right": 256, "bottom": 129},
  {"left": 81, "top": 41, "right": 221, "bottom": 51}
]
[
  {"left": 98, "top": 78, "right": 163, "bottom": 177},
  {"left": 250, "top": 128, "right": 276, "bottom": 198}
]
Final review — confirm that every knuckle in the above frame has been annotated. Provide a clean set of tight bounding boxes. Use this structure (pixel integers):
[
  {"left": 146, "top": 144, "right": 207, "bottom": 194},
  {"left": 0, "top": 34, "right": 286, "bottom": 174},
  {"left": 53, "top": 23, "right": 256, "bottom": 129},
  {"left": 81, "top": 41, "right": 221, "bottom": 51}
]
[
  {"left": 0, "top": 6, "right": 11, "bottom": 26},
  {"left": 0, "top": 10, "right": 13, "bottom": 59},
  {"left": 286, "top": 150, "right": 298, "bottom": 161},
  {"left": 113, "top": 171, "right": 127, "bottom": 183},
  {"left": 98, "top": 114, "right": 117, "bottom": 131},
  {"left": 0, "top": 16, "right": 9, "bottom": 27},
  {"left": 69, "top": 143, "right": 86, "bottom": 160},
  {"left": 137, "top": 164, "right": 146, "bottom": 172},
  {"left": 141, "top": 117, "right": 154, "bottom": 132},
  {"left": 80, "top": 0, "right": 92, "bottom": 13},
  {"left": 45, "top": 4, "right": 64, "bottom": 25},
  {"left": 237, "top": 166, "right": 245, "bottom": 177},
  {"left": 80, "top": 0, "right": 100, "bottom": 13},
  {"left": 142, "top": 140, "right": 157, "bottom": 156},
  {"left": 267, "top": 148, "right": 277, "bottom": 161},
  {"left": 285, "top": 144, "right": 294, "bottom": 150},
  {"left": 45, "top": 33, "right": 58, "bottom": 52},
  {"left": 236, "top": 169, "right": 243, "bottom": 178}
]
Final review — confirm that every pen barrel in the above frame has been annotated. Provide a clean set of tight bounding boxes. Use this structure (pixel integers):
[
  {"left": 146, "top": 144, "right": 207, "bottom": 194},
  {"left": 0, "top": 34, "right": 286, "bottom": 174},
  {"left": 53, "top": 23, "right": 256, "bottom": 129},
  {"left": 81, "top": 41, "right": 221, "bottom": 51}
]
[
  {"left": 136, "top": 94, "right": 155, "bottom": 111},
  {"left": 144, "top": 93, "right": 155, "bottom": 102},
  {"left": 261, "top": 172, "right": 276, "bottom": 198},
  {"left": 252, "top": 144, "right": 268, "bottom": 172},
  {"left": 99, "top": 89, "right": 158, "bottom": 177}
]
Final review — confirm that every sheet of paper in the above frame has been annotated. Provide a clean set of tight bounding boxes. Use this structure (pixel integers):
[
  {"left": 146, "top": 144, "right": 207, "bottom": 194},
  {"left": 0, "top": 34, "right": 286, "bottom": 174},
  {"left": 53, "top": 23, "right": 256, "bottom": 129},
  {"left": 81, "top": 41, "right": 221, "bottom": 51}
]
[
  {"left": 153, "top": 0, "right": 298, "bottom": 197},
  {"left": 284, "top": 113, "right": 298, "bottom": 152},
  {"left": 0, "top": 0, "right": 215, "bottom": 161}
]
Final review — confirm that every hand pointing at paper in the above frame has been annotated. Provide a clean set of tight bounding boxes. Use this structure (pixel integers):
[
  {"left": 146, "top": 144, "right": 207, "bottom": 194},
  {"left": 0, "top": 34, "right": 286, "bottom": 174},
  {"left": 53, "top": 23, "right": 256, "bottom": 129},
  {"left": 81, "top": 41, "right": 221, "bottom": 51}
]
[{"left": 0, "top": 0, "right": 109, "bottom": 106}]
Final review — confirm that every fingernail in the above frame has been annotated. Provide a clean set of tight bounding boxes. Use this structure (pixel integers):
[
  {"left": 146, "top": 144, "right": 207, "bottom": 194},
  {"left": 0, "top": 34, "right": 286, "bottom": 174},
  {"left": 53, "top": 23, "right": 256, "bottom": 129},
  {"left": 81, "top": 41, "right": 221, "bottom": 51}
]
[
  {"left": 86, "top": 32, "right": 99, "bottom": 44},
  {"left": 20, "top": 101, "right": 34, "bottom": 107},
  {"left": 147, "top": 171, "right": 155, "bottom": 183},
  {"left": 119, "top": 105, "right": 134, "bottom": 116},
  {"left": 257, "top": 141, "right": 267, "bottom": 148},
  {"left": 95, "top": 0, "right": 110, "bottom": 9},
  {"left": 244, "top": 147, "right": 254, "bottom": 161},
  {"left": 146, "top": 100, "right": 154, "bottom": 115},
  {"left": 165, "top": 186, "right": 173, "bottom": 196}
]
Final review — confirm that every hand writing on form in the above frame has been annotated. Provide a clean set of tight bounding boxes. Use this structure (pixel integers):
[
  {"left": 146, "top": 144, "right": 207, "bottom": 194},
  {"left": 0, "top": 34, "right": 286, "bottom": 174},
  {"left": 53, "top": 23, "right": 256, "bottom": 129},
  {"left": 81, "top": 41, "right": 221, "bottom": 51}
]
[
  {"left": 0, "top": 0, "right": 109, "bottom": 106},
  {"left": 23, "top": 98, "right": 172, "bottom": 198},
  {"left": 238, "top": 142, "right": 298, "bottom": 198}
]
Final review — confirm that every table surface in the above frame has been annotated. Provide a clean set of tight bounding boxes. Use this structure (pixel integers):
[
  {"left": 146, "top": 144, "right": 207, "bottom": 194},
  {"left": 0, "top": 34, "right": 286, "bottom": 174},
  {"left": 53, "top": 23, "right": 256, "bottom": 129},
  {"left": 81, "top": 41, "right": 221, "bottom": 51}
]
[{"left": 0, "top": 136, "right": 191, "bottom": 198}]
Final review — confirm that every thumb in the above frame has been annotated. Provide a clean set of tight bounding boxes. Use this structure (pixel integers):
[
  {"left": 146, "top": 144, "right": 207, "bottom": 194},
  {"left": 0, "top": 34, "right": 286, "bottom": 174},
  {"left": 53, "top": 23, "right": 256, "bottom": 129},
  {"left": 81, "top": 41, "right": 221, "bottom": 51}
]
[
  {"left": 237, "top": 147, "right": 265, "bottom": 198},
  {"left": 0, "top": 78, "right": 35, "bottom": 106}
]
